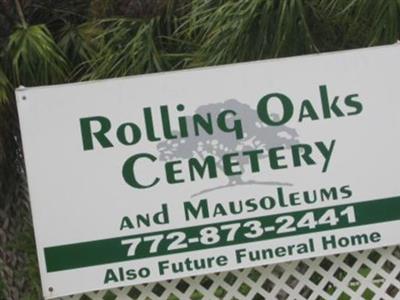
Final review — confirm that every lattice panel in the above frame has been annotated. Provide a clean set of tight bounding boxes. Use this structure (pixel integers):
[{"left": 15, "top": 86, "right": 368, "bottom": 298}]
[{"left": 61, "top": 245, "right": 400, "bottom": 300}]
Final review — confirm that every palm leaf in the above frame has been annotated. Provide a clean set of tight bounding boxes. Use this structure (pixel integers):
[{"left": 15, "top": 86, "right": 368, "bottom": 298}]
[
  {"left": 315, "top": 0, "right": 400, "bottom": 47},
  {"left": 184, "top": 0, "right": 317, "bottom": 67},
  {"left": 58, "top": 22, "right": 103, "bottom": 79},
  {"left": 6, "top": 24, "right": 70, "bottom": 86},
  {"left": 84, "top": 18, "right": 171, "bottom": 80}
]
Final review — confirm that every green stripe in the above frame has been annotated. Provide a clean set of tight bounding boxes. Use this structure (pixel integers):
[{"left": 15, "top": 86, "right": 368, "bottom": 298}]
[{"left": 44, "top": 196, "right": 400, "bottom": 272}]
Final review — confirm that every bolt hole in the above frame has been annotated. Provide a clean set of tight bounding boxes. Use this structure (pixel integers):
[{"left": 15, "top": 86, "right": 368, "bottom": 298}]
[
  {"left": 22, "top": 96, "right": 27, "bottom": 100},
  {"left": 49, "top": 287, "right": 53, "bottom": 292}
]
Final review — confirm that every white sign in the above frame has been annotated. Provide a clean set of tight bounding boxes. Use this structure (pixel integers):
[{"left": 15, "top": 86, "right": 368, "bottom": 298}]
[{"left": 17, "top": 45, "right": 400, "bottom": 299}]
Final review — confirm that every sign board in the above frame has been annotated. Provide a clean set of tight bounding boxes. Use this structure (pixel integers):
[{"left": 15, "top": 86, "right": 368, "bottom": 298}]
[{"left": 17, "top": 45, "right": 400, "bottom": 299}]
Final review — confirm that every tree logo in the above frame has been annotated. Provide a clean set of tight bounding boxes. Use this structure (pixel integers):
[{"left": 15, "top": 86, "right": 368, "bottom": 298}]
[{"left": 157, "top": 99, "right": 299, "bottom": 197}]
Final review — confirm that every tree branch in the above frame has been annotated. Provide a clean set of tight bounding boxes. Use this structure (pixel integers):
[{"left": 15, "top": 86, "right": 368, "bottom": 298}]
[{"left": 13, "top": 0, "right": 26, "bottom": 27}]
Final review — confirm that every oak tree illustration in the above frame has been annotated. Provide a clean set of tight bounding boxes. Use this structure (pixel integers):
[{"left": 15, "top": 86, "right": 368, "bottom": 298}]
[{"left": 157, "top": 99, "right": 299, "bottom": 196}]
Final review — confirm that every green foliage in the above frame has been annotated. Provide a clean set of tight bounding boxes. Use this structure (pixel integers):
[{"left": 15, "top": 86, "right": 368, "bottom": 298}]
[
  {"left": 309, "top": 0, "right": 400, "bottom": 50},
  {"left": 6, "top": 24, "right": 70, "bottom": 86},
  {"left": 340, "top": 0, "right": 400, "bottom": 46},
  {"left": 58, "top": 22, "right": 102, "bottom": 78},
  {"left": 1, "top": 0, "right": 398, "bottom": 88},
  {"left": 0, "top": 67, "right": 11, "bottom": 104},
  {"left": 186, "top": 0, "right": 317, "bottom": 66},
  {"left": 0, "top": 0, "right": 400, "bottom": 299},
  {"left": 84, "top": 18, "right": 169, "bottom": 79}
]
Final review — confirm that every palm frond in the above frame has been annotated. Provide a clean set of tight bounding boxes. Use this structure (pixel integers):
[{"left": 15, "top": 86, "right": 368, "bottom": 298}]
[
  {"left": 6, "top": 24, "right": 70, "bottom": 86},
  {"left": 58, "top": 22, "right": 102, "bottom": 78},
  {"left": 184, "top": 0, "right": 317, "bottom": 67},
  {"left": 25, "top": 0, "right": 91, "bottom": 25},
  {"left": 84, "top": 18, "right": 170, "bottom": 80},
  {"left": 356, "top": 0, "right": 400, "bottom": 45},
  {"left": 314, "top": 0, "right": 400, "bottom": 48}
]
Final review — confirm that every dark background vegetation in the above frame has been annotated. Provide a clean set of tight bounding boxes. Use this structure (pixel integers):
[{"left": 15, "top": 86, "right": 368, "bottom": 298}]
[{"left": 0, "top": 0, "right": 400, "bottom": 299}]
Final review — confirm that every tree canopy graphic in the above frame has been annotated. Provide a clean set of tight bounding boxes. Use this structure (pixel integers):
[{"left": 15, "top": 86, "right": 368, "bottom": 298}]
[{"left": 157, "top": 99, "right": 299, "bottom": 196}]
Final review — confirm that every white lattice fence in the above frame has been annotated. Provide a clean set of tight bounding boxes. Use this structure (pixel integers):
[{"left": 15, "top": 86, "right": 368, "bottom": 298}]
[{"left": 60, "top": 245, "right": 400, "bottom": 300}]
